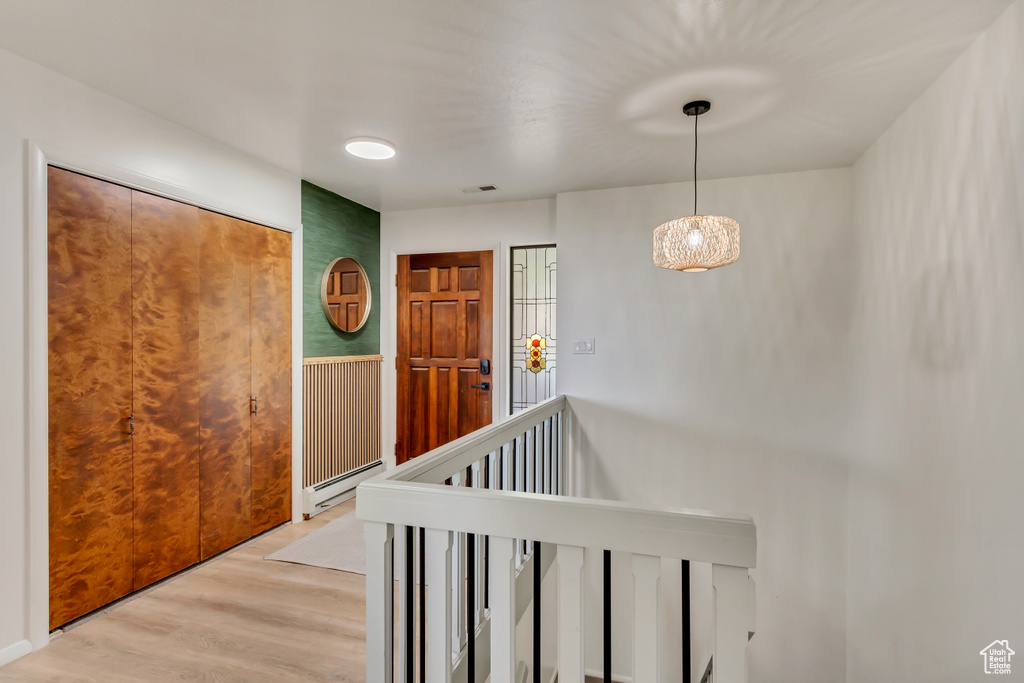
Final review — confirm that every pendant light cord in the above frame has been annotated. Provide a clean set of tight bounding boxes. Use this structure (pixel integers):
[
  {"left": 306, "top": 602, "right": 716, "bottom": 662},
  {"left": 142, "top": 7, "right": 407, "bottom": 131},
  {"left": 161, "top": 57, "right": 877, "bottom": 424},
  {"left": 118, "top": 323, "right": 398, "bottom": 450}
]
[{"left": 693, "top": 110, "right": 698, "bottom": 216}]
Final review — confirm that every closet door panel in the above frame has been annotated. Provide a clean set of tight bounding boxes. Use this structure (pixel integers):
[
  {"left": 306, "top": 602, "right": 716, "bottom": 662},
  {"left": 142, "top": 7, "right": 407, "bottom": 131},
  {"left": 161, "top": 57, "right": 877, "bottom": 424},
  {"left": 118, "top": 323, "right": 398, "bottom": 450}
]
[
  {"left": 132, "top": 191, "right": 201, "bottom": 588},
  {"left": 199, "top": 211, "right": 252, "bottom": 559},
  {"left": 47, "top": 167, "right": 134, "bottom": 628},
  {"left": 250, "top": 226, "right": 292, "bottom": 534}
]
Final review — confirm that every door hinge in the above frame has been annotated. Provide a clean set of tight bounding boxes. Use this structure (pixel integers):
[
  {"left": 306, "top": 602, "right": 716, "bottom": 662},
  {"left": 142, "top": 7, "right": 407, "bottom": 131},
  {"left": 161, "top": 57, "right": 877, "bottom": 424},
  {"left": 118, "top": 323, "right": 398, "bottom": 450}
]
[
  {"left": 395, "top": 357, "right": 398, "bottom": 370},
  {"left": 129, "top": 413, "right": 135, "bottom": 439},
  {"left": 251, "top": 395, "right": 258, "bottom": 415}
]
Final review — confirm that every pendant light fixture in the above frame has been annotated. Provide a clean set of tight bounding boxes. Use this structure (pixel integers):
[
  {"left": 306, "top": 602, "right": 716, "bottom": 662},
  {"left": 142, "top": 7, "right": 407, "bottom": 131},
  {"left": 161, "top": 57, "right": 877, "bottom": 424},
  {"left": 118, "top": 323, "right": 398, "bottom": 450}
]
[{"left": 653, "top": 100, "right": 739, "bottom": 272}]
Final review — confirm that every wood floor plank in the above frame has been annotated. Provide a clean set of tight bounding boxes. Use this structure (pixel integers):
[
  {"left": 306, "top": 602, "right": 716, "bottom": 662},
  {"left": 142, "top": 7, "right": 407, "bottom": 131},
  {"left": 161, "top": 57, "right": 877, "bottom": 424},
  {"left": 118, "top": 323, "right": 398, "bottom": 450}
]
[{"left": 0, "top": 501, "right": 368, "bottom": 683}]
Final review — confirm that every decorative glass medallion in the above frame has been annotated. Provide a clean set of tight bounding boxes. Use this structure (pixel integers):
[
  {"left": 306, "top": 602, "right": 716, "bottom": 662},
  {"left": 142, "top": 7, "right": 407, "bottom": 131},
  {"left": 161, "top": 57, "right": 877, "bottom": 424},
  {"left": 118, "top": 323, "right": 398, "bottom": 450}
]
[{"left": 527, "top": 333, "right": 547, "bottom": 373}]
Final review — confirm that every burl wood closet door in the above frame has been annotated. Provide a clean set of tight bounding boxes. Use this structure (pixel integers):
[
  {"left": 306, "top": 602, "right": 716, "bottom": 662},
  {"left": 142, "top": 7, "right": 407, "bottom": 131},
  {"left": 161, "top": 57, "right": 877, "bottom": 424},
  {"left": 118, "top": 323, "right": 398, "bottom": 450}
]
[
  {"left": 199, "top": 212, "right": 253, "bottom": 559},
  {"left": 250, "top": 226, "right": 292, "bottom": 534},
  {"left": 47, "top": 167, "right": 134, "bottom": 629},
  {"left": 48, "top": 168, "right": 292, "bottom": 627},
  {"left": 131, "top": 192, "right": 202, "bottom": 589}
]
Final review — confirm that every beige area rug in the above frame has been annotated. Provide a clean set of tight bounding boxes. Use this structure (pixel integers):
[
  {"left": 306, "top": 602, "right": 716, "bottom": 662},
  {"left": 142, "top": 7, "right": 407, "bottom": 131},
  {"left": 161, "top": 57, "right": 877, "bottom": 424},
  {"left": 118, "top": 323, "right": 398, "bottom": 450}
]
[{"left": 265, "top": 511, "right": 366, "bottom": 575}]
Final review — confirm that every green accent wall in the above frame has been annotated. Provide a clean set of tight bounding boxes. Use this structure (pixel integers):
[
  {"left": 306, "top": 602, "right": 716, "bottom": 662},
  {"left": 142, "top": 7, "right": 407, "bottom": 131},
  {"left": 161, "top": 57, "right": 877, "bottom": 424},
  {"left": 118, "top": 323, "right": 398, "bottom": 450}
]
[{"left": 302, "top": 180, "right": 380, "bottom": 357}]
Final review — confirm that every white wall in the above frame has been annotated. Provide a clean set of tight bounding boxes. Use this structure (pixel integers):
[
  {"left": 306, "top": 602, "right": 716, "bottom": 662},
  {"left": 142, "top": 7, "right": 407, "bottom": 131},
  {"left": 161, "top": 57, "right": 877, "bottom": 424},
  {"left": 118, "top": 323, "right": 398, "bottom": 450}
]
[
  {"left": 380, "top": 199, "right": 556, "bottom": 468},
  {"left": 0, "top": 46, "right": 300, "bottom": 662},
  {"left": 848, "top": 1, "right": 1024, "bottom": 680},
  {"left": 556, "top": 3, "right": 1024, "bottom": 680},
  {"left": 556, "top": 168, "right": 856, "bottom": 682}
]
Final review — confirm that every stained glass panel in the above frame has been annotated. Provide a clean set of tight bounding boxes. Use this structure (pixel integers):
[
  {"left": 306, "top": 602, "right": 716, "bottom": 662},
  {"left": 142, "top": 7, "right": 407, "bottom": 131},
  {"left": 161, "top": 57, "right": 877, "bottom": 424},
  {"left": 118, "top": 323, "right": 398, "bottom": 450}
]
[{"left": 511, "top": 245, "right": 556, "bottom": 413}]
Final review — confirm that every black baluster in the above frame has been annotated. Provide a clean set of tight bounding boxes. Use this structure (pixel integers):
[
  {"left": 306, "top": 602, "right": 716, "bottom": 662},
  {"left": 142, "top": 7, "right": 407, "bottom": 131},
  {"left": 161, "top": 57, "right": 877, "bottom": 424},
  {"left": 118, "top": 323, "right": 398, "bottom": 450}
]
[
  {"left": 541, "top": 420, "right": 548, "bottom": 494},
  {"left": 536, "top": 423, "right": 544, "bottom": 493},
  {"left": 512, "top": 437, "right": 518, "bottom": 492},
  {"left": 467, "top": 521, "right": 476, "bottom": 683},
  {"left": 391, "top": 531, "right": 396, "bottom": 675},
  {"left": 484, "top": 452, "right": 491, "bottom": 609},
  {"left": 604, "top": 549, "right": 612, "bottom": 683},
  {"left": 419, "top": 527, "right": 425, "bottom": 683},
  {"left": 682, "top": 559, "right": 691, "bottom": 683},
  {"left": 406, "top": 526, "right": 414, "bottom": 683},
  {"left": 534, "top": 541, "right": 542, "bottom": 683},
  {"left": 541, "top": 418, "right": 546, "bottom": 494},
  {"left": 537, "top": 422, "right": 544, "bottom": 494},
  {"left": 522, "top": 432, "right": 527, "bottom": 495}
]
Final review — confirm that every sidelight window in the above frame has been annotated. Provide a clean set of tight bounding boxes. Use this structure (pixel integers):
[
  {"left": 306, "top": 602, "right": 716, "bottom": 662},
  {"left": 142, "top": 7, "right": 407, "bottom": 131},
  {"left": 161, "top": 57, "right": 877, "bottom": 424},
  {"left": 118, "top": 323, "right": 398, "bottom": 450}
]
[{"left": 510, "top": 245, "right": 556, "bottom": 413}]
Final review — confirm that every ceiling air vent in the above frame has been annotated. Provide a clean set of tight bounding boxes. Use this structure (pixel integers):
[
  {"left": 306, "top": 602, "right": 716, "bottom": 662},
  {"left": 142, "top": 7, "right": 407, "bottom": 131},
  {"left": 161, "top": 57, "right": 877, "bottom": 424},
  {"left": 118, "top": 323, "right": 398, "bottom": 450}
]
[{"left": 462, "top": 185, "right": 498, "bottom": 194}]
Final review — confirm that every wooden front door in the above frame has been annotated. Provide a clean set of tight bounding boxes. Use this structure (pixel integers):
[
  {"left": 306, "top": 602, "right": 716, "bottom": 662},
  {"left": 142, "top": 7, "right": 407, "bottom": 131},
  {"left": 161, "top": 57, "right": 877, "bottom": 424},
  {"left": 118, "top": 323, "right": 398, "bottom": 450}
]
[{"left": 396, "top": 251, "right": 493, "bottom": 464}]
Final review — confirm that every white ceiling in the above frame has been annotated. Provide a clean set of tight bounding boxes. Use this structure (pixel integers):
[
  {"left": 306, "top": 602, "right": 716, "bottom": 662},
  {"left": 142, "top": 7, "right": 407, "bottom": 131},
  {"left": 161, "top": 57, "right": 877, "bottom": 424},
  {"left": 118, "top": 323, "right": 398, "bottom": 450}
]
[{"left": 0, "top": 0, "right": 1012, "bottom": 211}]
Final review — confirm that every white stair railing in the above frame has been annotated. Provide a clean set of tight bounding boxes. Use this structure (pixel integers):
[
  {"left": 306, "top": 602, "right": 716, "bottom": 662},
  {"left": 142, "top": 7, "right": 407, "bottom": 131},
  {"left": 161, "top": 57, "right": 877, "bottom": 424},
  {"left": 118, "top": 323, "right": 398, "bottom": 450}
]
[{"left": 359, "top": 395, "right": 757, "bottom": 683}]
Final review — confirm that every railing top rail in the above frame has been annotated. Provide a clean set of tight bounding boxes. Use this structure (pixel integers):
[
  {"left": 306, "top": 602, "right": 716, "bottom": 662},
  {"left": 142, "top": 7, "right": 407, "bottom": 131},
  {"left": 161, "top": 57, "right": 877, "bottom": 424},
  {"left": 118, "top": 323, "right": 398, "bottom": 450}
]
[
  {"left": 383, "top": 395, "right": 566, "bottom": 485},
  {"left": 358, "top": 482, "right": 757, "bottom": 569},
  {"left": 359, "top": 394, "right": 757, "bottom": 568}
]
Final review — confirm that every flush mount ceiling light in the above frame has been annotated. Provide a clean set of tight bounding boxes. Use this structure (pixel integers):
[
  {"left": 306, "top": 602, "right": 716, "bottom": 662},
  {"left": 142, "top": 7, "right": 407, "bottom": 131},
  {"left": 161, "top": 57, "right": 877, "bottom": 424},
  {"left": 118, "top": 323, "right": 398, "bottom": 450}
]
[
  {"left": 653, "top": 101, "right": 739, "bottom": 272},
  {"left": 344, "top": 137, "right": 396, "bottom": 160}
]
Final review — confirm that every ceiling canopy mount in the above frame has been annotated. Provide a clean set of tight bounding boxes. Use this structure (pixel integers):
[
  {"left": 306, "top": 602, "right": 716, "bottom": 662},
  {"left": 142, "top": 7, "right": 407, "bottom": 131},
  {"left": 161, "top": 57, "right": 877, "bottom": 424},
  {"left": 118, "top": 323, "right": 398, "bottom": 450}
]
[{"left": 682, "top": 100, "right": 711, "bottom": 117}]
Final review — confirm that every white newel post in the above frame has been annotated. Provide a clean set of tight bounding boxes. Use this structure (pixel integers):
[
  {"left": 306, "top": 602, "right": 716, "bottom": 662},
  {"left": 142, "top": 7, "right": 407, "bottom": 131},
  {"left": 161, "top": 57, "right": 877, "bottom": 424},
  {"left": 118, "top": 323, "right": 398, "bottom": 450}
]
[
  {"left": 556, "top": 544, "right": 586, "bottom": 683},
  {"left": 631, "top": 554, "right": 661, "bottom": 683},
  {"left": 426, "top": 528, "right": 454, "bottom": 683},
  {"left": 364, "top": 521, "right": 394, "bottom": 683},
  {"left": 712, "top": 564, "right": 749, "bottom": 683},
  {"left": 489, "top": 536, "right": 517, "bottom": 683}
]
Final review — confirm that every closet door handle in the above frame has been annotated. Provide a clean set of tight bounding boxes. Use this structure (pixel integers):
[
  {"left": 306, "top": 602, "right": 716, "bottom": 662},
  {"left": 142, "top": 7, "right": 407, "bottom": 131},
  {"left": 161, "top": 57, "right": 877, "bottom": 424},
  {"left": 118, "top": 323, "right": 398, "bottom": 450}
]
[
  {"left": 128, "top": 413, "right": 135, "bottom": 439},
  {"left": 251, "top": 396, "right": 258, "bottom": 415}
]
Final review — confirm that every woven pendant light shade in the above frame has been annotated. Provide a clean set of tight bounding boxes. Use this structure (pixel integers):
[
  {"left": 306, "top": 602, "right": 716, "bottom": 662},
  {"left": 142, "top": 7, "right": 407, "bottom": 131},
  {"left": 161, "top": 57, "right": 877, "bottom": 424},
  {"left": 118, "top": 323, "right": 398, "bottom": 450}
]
[
  {"left": 653, "top": 214, "right": 740, "bottom": 271},
  {"left": 652, "top": 100, "right": 739, "bottom": 272}
]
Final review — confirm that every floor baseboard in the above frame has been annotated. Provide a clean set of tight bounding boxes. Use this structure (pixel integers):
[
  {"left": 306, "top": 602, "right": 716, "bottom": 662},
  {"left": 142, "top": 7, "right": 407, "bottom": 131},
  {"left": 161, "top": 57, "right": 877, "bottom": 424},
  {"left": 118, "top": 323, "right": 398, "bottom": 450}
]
[{"left": 0, "top": 639, "right": 32, "bottom": 667}]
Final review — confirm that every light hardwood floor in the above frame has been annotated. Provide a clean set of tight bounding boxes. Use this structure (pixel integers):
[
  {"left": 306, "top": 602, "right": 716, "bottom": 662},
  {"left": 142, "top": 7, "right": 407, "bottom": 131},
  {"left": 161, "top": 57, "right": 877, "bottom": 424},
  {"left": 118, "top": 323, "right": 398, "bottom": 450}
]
[{"left": 1, "top": 500, "right": 366, "bottom": 683}]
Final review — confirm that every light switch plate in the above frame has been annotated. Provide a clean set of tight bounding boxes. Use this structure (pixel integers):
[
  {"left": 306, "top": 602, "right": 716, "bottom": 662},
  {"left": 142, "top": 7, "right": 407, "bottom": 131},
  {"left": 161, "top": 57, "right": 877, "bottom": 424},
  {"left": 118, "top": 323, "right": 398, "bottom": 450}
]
[{"left": 572, "top": 338, "right": 596, "bottom": 354}]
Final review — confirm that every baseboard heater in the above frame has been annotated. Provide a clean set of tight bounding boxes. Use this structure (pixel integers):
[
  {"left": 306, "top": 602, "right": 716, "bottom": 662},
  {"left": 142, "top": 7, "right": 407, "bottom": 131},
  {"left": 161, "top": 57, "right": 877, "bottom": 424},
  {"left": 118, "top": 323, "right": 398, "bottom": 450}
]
[{"left": 302, "top": 459, "right": 383, "bottom": 518}]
